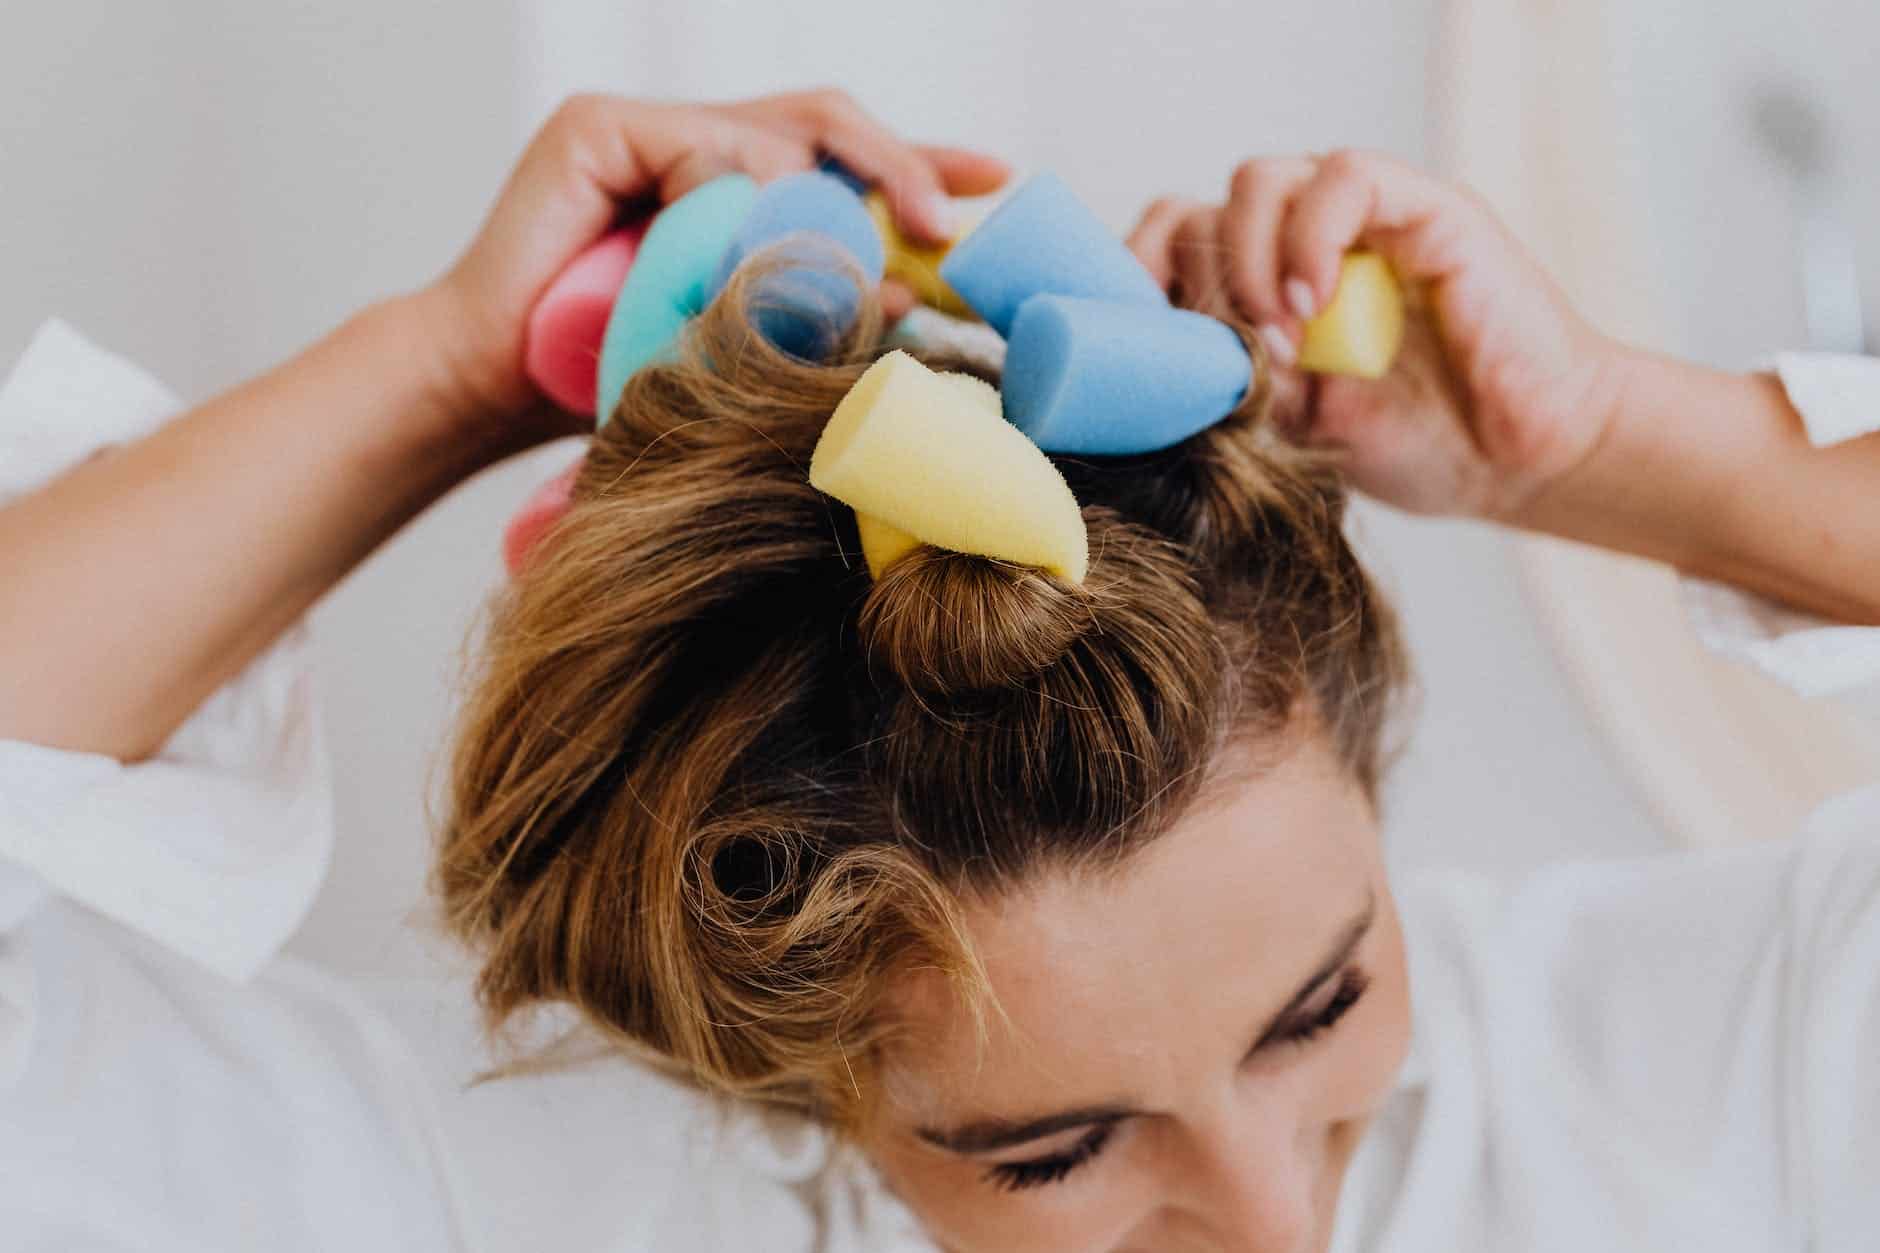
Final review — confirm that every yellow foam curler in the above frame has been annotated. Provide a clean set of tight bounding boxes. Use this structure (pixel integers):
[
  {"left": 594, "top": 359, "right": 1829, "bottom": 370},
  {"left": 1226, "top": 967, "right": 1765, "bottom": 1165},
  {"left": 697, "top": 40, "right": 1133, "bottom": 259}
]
[
  {"left": 864, "top": 192, "right": 975, "bottom": 320},
  {"left": 848, "top": 372, "right": 1003, "bottom": 576},
  {"left": 852, "top": 512, "right": 920, "bottom": 578},
  {"left": 810, "top": 350, "right": 1088, "bottom": 583},
  {"left": 938, "top": 370, "right": 1001, "bottom": 415},
  {"left": 1297, "top": 252, "right": 1405, "bottom": 380}
]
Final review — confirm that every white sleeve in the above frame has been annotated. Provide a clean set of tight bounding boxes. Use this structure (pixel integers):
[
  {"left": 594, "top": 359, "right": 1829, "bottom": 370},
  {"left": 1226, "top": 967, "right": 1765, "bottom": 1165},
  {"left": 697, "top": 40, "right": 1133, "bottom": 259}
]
[
  {"left": 1505, "top": 786, "right": 1880, "bottom": 1246},
  {"left": 1679, "top": 351, "right": 1880, "bottom": 696},
  {"left": 0, "top": 319, "right": 333, "bottom": 984},
  {"left": 1782, "top": 784, "right": 1880, "bottom": 1247},
  {"left": 643, "top": 1106, "right": 937, "bottom": 1252}
]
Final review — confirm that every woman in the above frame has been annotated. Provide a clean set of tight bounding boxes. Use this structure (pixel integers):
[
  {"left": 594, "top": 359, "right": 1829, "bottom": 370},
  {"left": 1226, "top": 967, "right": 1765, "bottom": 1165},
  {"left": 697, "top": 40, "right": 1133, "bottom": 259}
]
[
  {"left": 2, "top": 92, "right": 1875, "bottom": 1251},
  {"left": 0, "top": 91, "right": 1005, "bottom": 1252}
]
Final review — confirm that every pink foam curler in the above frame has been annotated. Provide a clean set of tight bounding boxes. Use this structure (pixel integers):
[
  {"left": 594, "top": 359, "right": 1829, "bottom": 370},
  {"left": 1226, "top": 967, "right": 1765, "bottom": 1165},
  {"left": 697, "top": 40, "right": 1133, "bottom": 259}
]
[
  {"left": 524, "top": 220, "right": 650, "bottom": 416},
  {"left": 502, "top": 459, "right": 583, "bottom": 577}
]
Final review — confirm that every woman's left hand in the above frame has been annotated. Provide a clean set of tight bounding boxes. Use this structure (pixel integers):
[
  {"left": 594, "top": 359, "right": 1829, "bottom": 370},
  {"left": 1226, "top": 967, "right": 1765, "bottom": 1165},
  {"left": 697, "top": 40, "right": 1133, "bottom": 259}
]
[
  {"left": 1126, "top": 151, "right": 1625, "bottom": 523},
  {"left": 425, "top": 91, "right": 1009, "bottom": 451}
]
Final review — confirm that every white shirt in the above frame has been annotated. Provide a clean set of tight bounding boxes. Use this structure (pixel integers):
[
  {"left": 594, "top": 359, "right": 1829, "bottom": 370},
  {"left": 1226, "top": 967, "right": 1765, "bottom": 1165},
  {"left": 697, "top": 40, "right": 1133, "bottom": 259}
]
[
  {"left": 0, "top": 321, "right": 476, "bottom": 1252},
  {"left": 1, "top": 322, "right": 1877, "bottom": 1252},
  {"left": 1328, "top": 349, "right": 1880, "bottom": 1252},
  {"left": 1332, "top": 791, "right": 1880, "bottom": 1251}
]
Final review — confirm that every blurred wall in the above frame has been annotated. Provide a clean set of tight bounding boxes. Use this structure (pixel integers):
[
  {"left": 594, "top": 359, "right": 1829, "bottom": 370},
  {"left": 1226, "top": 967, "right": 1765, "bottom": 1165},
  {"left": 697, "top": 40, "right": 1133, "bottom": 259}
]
[
  {"left": 0, "top": 0, "right": 1677, "bottom": 991},
  {"left": 1620, "top": 0, "right": 1880, "bottom": 368}
]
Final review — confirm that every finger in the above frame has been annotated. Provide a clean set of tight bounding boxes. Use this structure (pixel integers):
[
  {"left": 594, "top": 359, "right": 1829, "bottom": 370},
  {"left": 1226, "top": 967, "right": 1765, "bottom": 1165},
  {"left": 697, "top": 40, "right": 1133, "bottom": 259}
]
[
  {"left": 1299, "top": 375, "right": 1389, "bottom": 450},
  {"left": 1197, "top": 201, "right": 1303, "bottom": 368},
  {"left": 878, "top": 278, "right": 917, "bottom": 322},
  {"left": 1125, "top": 197, "right": 1201, "bottom": 289},
  {"left": 657, "top": 117, "right": 811, "bottom": 201},
  {"left": 654, "top": 144, "right": 741, "bottom": 203},
  {"left": 470, "top": 95, "right": 670, "bottom": 290},
  {"left": 507, "top": 97, "right": 775, "bottom": 277},
  {"left": 1280, "top": 148, "right": 1470, "bottom": 316},
  {"left": 916, "top": 144, "right": 1012, "bottom": 198},
  {"left": 545, "top": 97, "right": 718, "bottom": 210},
  {"left": 1170, "top": 209, "right": 1232, "bottom": 320},
  {"left": 763, "top": 88, "right": 953, "bottom": 243},
  {"left": 1265, "top": 366, "right": 1318, "bottom": 442},
  {"left": 1220, "top": 156, "right": 1318, "bottom": 329}
]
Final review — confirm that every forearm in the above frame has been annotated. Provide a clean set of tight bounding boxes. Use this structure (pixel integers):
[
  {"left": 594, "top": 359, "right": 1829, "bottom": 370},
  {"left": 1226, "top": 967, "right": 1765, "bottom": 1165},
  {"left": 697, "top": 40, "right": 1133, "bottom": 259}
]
[
  {"left": 0, "top": 291, "right": 511, "bottom": 760},
  {"left": 1514, "top": 343, "right": 1880, "bottom": 624}
]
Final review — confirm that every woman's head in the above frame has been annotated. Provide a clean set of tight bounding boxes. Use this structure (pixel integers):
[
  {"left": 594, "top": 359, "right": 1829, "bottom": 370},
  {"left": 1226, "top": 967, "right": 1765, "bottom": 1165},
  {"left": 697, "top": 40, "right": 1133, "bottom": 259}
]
[{"left": 438, "top": 261, "right": 1411, "bottom": 1250}]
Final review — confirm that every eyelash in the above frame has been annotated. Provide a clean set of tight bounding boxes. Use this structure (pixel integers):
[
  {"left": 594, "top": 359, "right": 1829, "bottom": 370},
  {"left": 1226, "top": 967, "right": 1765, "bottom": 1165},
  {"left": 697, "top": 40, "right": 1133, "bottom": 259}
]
[
  {"left": 986, "top": 1123, "right": 1116, "bottom": 1193},
  {"left": 982, "top": 964, "right": 1372, "bottom": 1194},
  {"left": 1287, "top": 965, "right": 1371, "bottom": 1046}
]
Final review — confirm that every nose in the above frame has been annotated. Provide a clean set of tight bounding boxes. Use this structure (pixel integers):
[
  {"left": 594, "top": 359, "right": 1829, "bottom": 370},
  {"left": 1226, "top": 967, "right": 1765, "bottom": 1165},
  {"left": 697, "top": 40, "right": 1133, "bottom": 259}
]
[{"left": 1175, "top": 1116, "right": 1320, "bottom": 1253}]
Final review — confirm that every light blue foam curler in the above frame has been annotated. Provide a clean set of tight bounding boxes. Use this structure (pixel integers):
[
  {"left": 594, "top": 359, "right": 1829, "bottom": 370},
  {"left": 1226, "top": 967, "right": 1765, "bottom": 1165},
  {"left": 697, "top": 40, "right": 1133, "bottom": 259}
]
[
  {"left": 1002, "top": 294, "right": 1253, "bottom": 455},
  {"left": 595, "top": 173, "right": 759, "bottom": 425},
  {"left": 939, "top": 172, "right": 1167, "bottom": 337},
  {"left": 706, "top": 171, "right": 885, "bottom": 362}
]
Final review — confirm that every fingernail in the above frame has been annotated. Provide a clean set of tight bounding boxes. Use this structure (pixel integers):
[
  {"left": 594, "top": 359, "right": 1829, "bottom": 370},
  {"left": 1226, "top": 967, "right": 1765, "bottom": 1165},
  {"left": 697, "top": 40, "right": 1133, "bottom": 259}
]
[
  {"left": 1284, "top": 277, "right": 1318, "bottom": 321},
  {"left": 915, "top": 192, "right": 955, "bottom": 239},
  {"left": 1258, "top": 323, "right": 1297, "bottom": 367}
]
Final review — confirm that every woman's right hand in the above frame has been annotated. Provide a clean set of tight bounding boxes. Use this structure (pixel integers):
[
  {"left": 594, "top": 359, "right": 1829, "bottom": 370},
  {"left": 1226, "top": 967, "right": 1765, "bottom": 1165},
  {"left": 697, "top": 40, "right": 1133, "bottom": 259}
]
[
  {"left": 1126, "top": 151, "right": 1626, "bottom": 525},
  {"left": 427, "top": 90, "right": 1010, "bottom": 455}
]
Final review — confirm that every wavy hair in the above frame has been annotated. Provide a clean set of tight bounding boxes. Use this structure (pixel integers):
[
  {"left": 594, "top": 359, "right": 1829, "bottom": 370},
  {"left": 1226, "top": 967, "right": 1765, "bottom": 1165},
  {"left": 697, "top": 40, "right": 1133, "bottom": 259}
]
[{"left": 435, "top": 255, "right": 1407, "bottom": 1129}]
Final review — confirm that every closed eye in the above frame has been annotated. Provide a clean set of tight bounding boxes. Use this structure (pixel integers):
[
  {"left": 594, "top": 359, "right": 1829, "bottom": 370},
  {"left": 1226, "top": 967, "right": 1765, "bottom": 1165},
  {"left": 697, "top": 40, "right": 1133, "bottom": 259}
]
[
  {"left": 983, "top": 1121, "right": 1117, "bottom": 1193},
  {"left": 923, "top": 891, "right": 1380, "bottom": 1194},
  {"left": 976, "top": 965, "right": 1371, "bottom": 1194},
  {"left": 1276, "top": 964, "right": 1369, "bottom": 1047}
]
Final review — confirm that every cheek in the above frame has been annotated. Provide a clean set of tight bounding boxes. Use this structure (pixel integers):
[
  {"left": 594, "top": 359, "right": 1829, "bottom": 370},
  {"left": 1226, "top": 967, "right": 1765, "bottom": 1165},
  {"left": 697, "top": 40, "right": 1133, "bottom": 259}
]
[{"left": 864, "top": 1139, "right": 1142, "bottom": 1253}]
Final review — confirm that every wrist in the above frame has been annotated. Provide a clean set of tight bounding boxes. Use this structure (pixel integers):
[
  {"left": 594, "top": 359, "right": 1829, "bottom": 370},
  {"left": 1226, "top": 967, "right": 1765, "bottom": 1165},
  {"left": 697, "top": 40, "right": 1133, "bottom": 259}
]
[
  {"left": 1496, "top": 332, "right": 1637, "bottom": 533},
  {"left": 400, "top": 278, "right": 586, "bottom": 471},
  {"left": 396, "top": 284, "right": 526, "bottom": 458},
  {"left": 1507, "top": 342, "right": 1779, "bottom": 576},
  {"left": 321, "top": 294, "right": 523, "bottom": 502}
]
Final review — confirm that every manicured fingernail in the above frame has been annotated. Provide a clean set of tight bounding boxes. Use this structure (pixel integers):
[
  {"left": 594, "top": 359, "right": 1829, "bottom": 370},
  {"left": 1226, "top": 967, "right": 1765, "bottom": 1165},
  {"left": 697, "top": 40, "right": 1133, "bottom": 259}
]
[
  {"left": 1285, "top": 277, "right": 1319, "bottom": 321},
  {"left": 1258, "top": 323, "right": 1297, "bottom": 367},
  {"left": 915, "top": 192, "right": 956, "bottom": 239}
]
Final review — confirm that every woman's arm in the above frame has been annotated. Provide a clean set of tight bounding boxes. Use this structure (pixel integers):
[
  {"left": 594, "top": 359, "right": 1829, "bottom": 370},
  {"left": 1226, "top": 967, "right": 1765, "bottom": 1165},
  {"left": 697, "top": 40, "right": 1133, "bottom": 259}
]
[
  {"left": 1126, "top": 151, "right": 1880, "bottom": 624},
  {"left": 0, "top": 293, "right": 488, "bottom": 762},
  {"left": 0, "top": 91, "right": 1008, "bottom": 762},
  {"left": 1516, "top": 347, "right": 1880, "bottom": 624}
]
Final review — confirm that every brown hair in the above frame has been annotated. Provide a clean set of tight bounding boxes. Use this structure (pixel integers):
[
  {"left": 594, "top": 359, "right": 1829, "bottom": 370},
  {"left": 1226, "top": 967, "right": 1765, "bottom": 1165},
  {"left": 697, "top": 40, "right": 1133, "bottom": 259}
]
[{"left": 436, "top": 257, "right": 1406, "bottom": 1129}]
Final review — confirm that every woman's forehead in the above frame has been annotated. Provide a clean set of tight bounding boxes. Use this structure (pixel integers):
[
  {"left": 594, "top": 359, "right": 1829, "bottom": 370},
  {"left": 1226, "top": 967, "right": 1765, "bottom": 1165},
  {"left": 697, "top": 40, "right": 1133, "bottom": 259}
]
[{"left": 877, "top": 734, "right": 1384, "bottom": 1121}]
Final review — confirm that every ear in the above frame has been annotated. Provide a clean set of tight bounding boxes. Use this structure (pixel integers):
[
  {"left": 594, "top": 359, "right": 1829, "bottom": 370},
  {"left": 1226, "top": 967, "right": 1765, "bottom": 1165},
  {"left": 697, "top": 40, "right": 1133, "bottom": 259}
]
[{"left": 502, "top": 457, "right": 584, "bottom": 577}]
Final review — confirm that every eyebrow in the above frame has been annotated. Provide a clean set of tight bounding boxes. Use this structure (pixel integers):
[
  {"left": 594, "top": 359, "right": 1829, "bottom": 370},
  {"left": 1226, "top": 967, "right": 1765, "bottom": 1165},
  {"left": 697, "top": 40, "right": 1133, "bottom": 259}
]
[{"left": 915, "top": 889, "right": 1378, "bottom": 1157}]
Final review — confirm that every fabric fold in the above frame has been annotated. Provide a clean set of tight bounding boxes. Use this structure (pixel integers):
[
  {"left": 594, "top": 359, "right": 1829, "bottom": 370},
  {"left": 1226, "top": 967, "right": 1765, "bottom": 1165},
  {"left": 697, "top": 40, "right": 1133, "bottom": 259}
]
[{"left": 0, "top": 318, "right": 334, "bottom": 981}]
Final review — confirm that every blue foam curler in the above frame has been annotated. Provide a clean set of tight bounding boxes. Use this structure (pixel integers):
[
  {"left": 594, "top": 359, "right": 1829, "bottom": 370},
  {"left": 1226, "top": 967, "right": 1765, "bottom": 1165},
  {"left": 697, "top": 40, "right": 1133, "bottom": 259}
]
[
  {"left": 596, "top": 174, "right": 759, "bottom": 425},
  {"left": 939, "top": 172, "right": 1167, "bottom": 337},
  {"left": 709, "top": 171, "right": 884, "bottom": 290},
  {"left": 1002, "top": 294, "right": 1253, "bottom": 455},
  {"left": 706, "top": 171, "right": 886, "bottom": 361},
  {"left": 815, "top": 155, "right": 870, "bottom": 195}
]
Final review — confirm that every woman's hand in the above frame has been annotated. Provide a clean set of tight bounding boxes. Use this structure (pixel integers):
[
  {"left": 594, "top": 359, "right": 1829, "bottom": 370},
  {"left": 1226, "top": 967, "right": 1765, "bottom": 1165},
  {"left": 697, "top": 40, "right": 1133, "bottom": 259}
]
[
  {"left": 425, "top": 90, "right": 1009, "bottom": 452},
  {"left": 1126, "top": 151, "right": 1625, "bottom": 524},
  {"left": 1130, "top": 151, "right": 1880, "bottom": 624},
  {"left": 0, "top": 91, "right": 1007, "bottom": 760}
]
